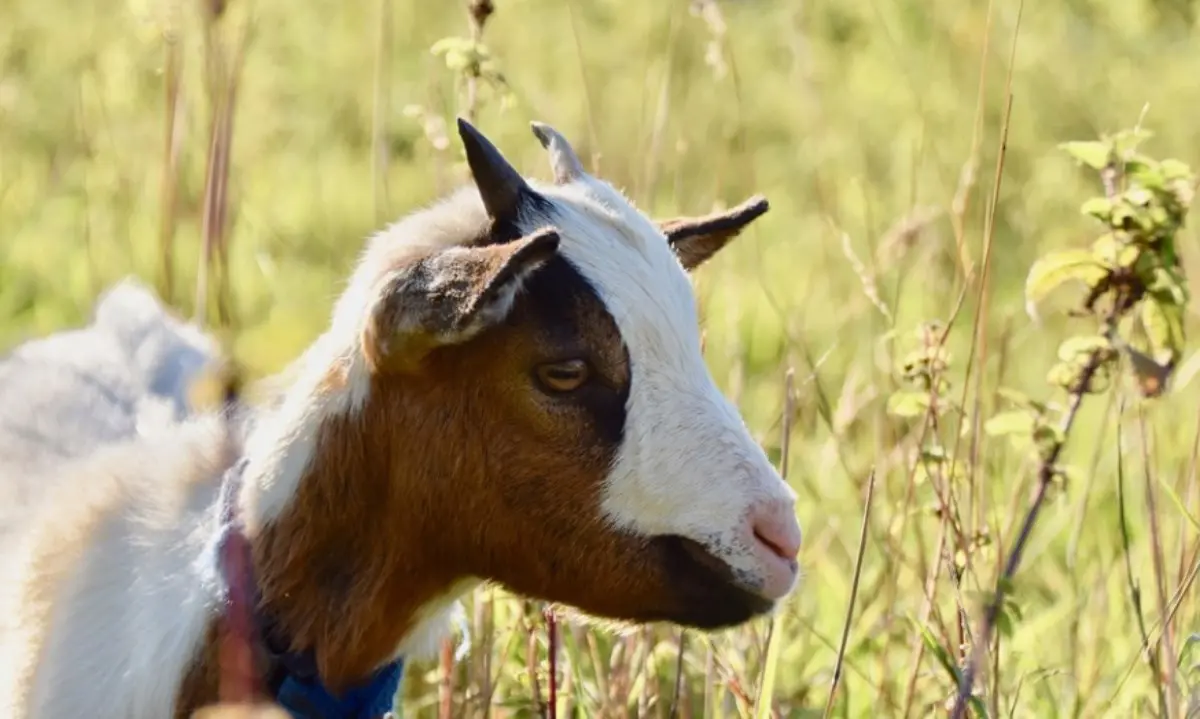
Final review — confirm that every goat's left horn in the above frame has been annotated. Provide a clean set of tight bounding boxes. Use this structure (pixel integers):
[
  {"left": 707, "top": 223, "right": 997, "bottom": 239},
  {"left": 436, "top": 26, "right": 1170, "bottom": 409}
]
[
  {"left": 457, "top": 117, "right": 530, "bottom": 222},
  {"left": 530, "top": 121, "right": 584, "bottom": 184}
]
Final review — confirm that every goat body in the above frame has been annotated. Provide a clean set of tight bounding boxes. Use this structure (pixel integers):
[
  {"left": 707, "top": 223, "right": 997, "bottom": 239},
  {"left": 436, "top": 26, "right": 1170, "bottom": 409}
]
[{"left": 0, "top": 120, "right": 802, "bottom": 718}]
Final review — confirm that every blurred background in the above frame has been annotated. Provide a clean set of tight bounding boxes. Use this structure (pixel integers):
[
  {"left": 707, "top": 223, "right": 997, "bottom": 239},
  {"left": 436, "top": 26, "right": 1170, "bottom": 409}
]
[{"left": 2, "top": 0, "right": 1200, "bottom": 716}]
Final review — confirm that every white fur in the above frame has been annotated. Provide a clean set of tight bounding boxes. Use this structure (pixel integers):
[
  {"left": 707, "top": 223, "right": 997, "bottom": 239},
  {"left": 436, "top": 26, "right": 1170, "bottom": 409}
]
[
  {"left": 521, "top": 177, "right": 800, "bottom": 594},
  {"left": 0, "top": 277, "right": 218, "bottom": 467},
  {"left": 0, "top": 280, "right": 224, "bottom": 718},
  {"left": 0, "top": 292, "right": 465, "bottom": 718},
  {"left": 0, "top": 417, "right": 228, "bottom": 719},
  {"left": 0, "top": 142, "right": 792, "bottom": 717},
  {"left": 0, "top": 277, "right": 219, "bottom": 538},
  {"left": 247, "top": 189, "right": 498, "bottom": 524}
]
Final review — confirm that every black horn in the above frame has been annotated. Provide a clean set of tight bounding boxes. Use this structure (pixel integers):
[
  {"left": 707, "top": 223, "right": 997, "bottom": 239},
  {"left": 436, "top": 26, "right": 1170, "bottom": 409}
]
[{"left": 457, "top": 117, "right": 530, "bottom": 222}]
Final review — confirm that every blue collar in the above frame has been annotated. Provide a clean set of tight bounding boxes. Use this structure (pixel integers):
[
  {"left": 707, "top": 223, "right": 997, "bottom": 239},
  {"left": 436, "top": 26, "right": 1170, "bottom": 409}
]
[
  {"left": 268, "top": 657, "right": 404, "bottom": 719},
  {"left": 215, "top": 458, "right": 404, "bottom": 719}
]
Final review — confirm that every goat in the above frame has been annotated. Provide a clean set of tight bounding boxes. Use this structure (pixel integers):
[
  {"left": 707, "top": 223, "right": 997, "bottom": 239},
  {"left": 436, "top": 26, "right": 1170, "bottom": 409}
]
[
  {"left": 0, "top": 278, "right": 219, "bottom": 544},
  {"left": 0, "top": 119, "right": 802, "bottom": 719}
]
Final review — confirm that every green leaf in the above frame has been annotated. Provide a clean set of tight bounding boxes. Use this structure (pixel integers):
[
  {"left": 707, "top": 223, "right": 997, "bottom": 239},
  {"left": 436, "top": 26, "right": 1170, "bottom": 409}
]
[
  {"left": 1111, "top": 204, "right": 1137, "bottom": 232},
  {"left": 1060, "top": 141, "right": 1113, "bottom": 170},
  {"left": 1080, "top": 197, "right": 1113, "bottom": 222},
  {"left": 1170, "top": 178, "right": 1196, "bottom": 209},
  {"left": 1112, "top": 128, "right": 1154, "bottom": 156},
  {"left": 1125, "top": 187, "right": 1154, "bottom": 206},
  {"left": 1157, "top": 475, "right": 1200, "bottom": 533},
  {"left": 984, "top": 410, "right": 1035, "bottom": 438},
  {"left": 969, "top": 696, "right": 990, "bottom": 719},
  {"left": 1149, "top": 205, "right": 1171, "bottom": 230},
  {"left": 1126, "top": 162, "right": 1165, "bottom": 193},
  {"left": 887, "top": 390, "right": 932, "bottom": 418},
  {"left": 996, "top": 387, "right": 1032, "bottom": 406},
  {"left": 1025, "top": 250, "right": 1109, "bottom": 310},
  {"left": 996, "top": 387, "right": 1055, "bottom": 415},
  {"left": 1033, "top": 423, "right": 1066, "bottom": 449},
  {"left": 1148, "top": 266, "right": 1189, "bottom": 306},
  {"left": 995, "top": 604, "right": 1014, "bottom": 639},
  {"left": 1160, "top": 158, "right": 1193, "bottom": 181},
  {"left": 1179, "top": 633, "right": 1200, "bottom": 678},
  {"left": 1047, "top": 361, "right": 1081, "bottom": 390},
  {"left": 1051, "top": 463, "right": 1085, "bottom": 488},
  {"left": 1057, "top": 335, "right": 1111, "bottom": 362},
  {"left": 915, "top": 621, "right": 959, "bottom": 684},
  {"left": 921, "top": 445, "right": 949, "bottom": 462},
  {"left": 430, "top": 36, "right": 489, "bottom": 72},
  {"left": 1091, "top": 233, "right": 1119, "bottom": 266},
  {"left": 754, "top": 605, "right": 785, "bottom": 719},
  {"left": 1141, "top": 294, "right": 1186, "bottom": 367}
]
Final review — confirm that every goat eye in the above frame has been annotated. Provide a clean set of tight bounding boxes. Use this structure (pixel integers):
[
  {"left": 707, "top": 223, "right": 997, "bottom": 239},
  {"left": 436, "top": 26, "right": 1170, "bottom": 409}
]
[{"left": 535, "top": 359, "right": 590, "bottom": 393}]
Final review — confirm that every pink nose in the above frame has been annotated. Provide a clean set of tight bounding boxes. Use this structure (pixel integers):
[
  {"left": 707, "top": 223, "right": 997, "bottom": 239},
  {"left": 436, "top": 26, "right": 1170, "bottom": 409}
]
[{"left": 749, "top": 498, "right": 802, "bottom": 561}]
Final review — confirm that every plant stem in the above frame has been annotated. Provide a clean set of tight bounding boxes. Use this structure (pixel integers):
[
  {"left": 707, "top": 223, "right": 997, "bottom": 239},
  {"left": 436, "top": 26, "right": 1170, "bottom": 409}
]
[
  {"left": 823, "top": 468, "right": 877, "bottom": 718},
  {"left": 949, "top": 347, "right": 1106, "bottom": 719},
  {"left": 669, "top": 630, "right": 688, "bottom": 718},
  {"left": 1116, "top": 399, "right": 1167, "bottom": 716},
  {"left": 544, "top": 606, "right": 558, "bottom": 719},
  {"left": 1138, "top": 407, "right": 1179, "bottom": 717}
]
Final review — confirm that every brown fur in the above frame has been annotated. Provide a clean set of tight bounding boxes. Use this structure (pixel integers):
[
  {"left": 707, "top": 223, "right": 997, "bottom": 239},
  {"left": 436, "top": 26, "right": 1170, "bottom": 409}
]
[
  {"left": 173, "top": 191, "right": 772, "bottom": 709},
  {"left": 5, "top": 123, "right": 777, "bottom": 718},
  {"left": 173, "top": 246, "right": 633, "bottom": 709},
  {"left": 659, "top": 195, "right": 770, "bottom": 271}
]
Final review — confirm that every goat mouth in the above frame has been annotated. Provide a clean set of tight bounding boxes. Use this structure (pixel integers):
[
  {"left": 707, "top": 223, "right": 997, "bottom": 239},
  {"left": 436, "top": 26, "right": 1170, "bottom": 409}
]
[{"left": 646, "top": 534, "right": 776, "bottom": 630}]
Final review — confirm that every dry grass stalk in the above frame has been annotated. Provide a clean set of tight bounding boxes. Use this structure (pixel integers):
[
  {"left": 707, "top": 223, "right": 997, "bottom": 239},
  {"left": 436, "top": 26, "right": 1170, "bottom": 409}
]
[
  {"left": 823, "top": 469, "right": 877, "bottom": 718},
  {"left": 370, "top": 0, "right": 394, "bottom": 224},
  {"left": 1138, "top": 408, "right": 1180, "bottom": 717},
  {"left": 157, "top": 0, "right": 185, "bottom": 305},
  {"left": 195, "top": 0, "right": 252, "bottom": 330}
]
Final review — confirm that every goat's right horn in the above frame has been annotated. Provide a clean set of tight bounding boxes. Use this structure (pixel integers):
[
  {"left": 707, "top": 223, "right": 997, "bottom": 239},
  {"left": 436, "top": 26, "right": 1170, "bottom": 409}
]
[{"left": 530, "top": 121, "right": 584, "bottom": 184}]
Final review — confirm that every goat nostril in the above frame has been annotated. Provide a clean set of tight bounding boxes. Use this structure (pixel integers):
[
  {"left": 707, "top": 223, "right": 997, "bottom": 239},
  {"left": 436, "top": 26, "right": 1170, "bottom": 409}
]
[
  {"left": 750, "top": 511, "right": 802, "bottom": 562},
  {"left": 753, "top": 529, "right": 791, "bottom": 560}
]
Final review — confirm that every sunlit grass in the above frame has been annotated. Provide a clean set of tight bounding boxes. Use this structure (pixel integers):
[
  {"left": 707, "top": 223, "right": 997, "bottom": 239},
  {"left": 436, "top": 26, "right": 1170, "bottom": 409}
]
[{"left": 3, "top": 0, "right": 1200, "bottom": 715}]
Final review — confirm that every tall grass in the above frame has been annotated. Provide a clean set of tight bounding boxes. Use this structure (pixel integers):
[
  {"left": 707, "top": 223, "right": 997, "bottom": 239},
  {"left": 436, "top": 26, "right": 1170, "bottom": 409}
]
[{"left": 2, "top": 0, "right": 1200, "bottom": 716}]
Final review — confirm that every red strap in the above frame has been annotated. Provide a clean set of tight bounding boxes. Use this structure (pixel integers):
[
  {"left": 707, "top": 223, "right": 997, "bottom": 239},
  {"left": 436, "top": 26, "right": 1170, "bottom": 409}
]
[{"left": 216, "top": 459, "right": 264, "bottom": 705}]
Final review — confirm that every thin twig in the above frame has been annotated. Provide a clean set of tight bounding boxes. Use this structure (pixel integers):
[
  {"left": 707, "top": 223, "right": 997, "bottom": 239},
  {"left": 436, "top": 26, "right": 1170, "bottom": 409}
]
[
  {"left": 950, "top": 340, "right": 1106, "bottom": 718},
  {"left": 1138, "top": 406, "right": 1179, "bottom": 717},
  {"left": 753, "top": 368, "right": 796, "bottom": 718},
  {"left": 823, "top": 468, "right": 877, "bottom": 718},
  {"left": 1117, "top": 398, "right": 1167, "bottom": 715},
  {"left": 900, "top": 520, "right": 948, "bottom": 719},
  {"left": 669, "top": 630, "right": 688, "bottom": 718},
  {"left": 370, "top": 0, "right": 393, "bottom": 224},
  {"left": 462, "top": 0, "right": 494, "bottom": 123},
  {"left": 565, "top": 0, "right": 601, "bottom": 173},
  {"left": 544, "top": 606, "right": 558, "bottom": 719},
  {"left": 1107, "top": 553, "right": 1200, "bottom": 707},
  {"left": 157, "top": 0, "right": 184, "bottom": 305}
]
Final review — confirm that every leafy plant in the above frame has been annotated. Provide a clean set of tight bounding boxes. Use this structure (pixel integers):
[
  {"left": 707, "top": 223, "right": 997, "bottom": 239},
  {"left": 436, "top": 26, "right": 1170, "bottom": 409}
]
[{"left": 950, "top": 129, "right": 1195, "bottom": 718}]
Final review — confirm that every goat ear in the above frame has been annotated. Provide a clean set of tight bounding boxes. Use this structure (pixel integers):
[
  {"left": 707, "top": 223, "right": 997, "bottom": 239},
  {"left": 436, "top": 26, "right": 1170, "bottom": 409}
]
[
  {"left": 363, "top": 227, "right": 561, "bottom": 372},
  {"left": 658, "top": 195, "right": 769, "bottom": 271}
]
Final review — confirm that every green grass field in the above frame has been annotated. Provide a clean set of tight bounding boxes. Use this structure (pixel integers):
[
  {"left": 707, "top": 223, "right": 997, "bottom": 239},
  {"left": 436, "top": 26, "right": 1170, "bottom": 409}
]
[{"left": 3, "top": 0, "right": 1200, "bottom": 716}]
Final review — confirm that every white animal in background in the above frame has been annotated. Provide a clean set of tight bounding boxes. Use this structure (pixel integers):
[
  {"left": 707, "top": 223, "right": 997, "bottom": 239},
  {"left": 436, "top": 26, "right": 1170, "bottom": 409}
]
[{"left": 0, "top": 277, "right": 220, "bottom": 535}]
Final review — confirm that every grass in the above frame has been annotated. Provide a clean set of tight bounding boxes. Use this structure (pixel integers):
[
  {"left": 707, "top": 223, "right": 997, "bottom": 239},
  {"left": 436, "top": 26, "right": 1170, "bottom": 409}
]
[{"left": 3, "top": 0, "right": 1200, "bottom": 716}]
